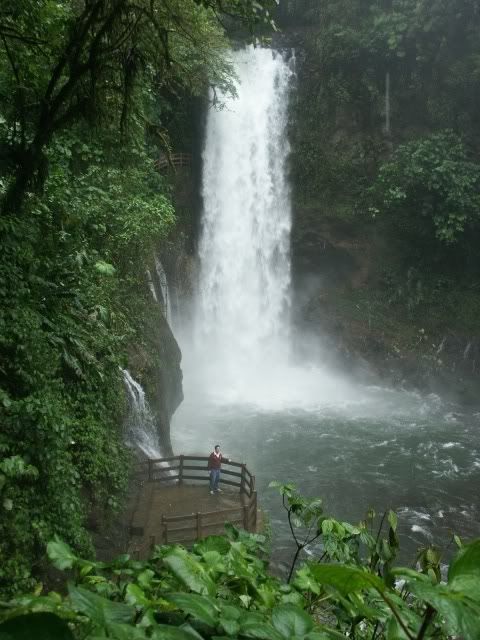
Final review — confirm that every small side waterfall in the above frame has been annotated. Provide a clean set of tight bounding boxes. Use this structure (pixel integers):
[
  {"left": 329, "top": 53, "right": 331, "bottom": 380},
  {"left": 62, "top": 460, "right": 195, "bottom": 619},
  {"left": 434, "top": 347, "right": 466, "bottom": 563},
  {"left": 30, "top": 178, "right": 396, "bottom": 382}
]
[
  {"left": 147, "top": 255, "right": 172, "bottom": 325},
  {"left": 154, "top": 256, "right": 172, "bottom": 325},
  {"left": 122, "top": 369, "right": 161, "bottom": 458},
  {"left": 146, "top": 269, "right": 158, "bottom": 303}
]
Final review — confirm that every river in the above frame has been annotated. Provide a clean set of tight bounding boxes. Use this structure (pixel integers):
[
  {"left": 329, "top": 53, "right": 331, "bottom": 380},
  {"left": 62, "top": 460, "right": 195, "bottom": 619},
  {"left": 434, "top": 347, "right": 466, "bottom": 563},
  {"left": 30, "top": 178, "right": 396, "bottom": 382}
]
[{"left": 173, "top": 391, "right": 480, "bottom": 569}]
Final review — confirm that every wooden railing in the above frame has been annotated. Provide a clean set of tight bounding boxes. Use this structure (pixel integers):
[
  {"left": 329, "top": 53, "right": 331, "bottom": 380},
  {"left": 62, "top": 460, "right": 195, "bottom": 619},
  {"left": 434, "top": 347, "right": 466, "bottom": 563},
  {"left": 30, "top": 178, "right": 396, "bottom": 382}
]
[
  {"left": 145, "top": 455, "right": 256, "bottom": 496},
  {"left": 154, "top": 497, "right": 258, "bottom": 546},
  {"left": 156, "top": 153, "right": 191, "bottom": 171},
  {"left": 141, "top": 456, "right": 258, "bottom": 546}
]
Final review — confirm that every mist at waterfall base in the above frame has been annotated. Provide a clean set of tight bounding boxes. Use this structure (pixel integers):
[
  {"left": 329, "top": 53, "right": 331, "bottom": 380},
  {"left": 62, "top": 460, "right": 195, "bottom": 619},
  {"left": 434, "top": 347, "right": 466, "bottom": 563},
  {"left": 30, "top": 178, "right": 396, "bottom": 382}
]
[{"left": 172, "top": 47, "right": 480, "bottom": 565}]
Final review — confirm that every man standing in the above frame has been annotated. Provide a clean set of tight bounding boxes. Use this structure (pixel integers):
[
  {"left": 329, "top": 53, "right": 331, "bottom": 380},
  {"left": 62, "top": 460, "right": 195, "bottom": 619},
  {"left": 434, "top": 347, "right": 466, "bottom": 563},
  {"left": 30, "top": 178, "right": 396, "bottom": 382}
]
[{"left": 208, "top": 444, "right": 229, "bottom": 494}]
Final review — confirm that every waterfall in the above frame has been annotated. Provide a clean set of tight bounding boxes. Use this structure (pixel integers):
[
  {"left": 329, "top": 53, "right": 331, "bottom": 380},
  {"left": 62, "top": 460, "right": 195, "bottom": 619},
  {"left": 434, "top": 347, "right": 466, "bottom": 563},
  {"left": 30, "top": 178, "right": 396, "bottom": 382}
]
[
  {"left": 122, "top": 369, "right": 161, "bottom": 458},
  {"left": 146, "top": 269, "right": 158, "bottom": 303},
  {"left": 154, "top": 256, "right": 172, "bottom": 325},
  {"left": 146, "top": 256, "right": 172, "bottom": 325},
  {"left": 180, "top": 45, "right": 357, "bottom": 408},
  {"left": 192, "top": 47, "right": 295, "bottom": 401}
]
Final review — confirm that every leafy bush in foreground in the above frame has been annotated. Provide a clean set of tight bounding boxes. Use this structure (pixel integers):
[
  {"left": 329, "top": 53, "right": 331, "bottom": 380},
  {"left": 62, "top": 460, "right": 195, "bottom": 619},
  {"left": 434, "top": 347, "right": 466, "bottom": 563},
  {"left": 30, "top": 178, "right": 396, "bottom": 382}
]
[{"left": 1, "top": 485, "right": 480, "bottom": 639}]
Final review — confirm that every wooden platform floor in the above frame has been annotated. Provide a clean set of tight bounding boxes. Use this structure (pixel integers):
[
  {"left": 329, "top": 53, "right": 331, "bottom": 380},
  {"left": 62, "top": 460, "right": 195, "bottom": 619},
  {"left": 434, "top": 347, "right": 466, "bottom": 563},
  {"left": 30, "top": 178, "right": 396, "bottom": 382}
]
[{"left": 128, "top": 482, "right": 251, "bottom": 558}]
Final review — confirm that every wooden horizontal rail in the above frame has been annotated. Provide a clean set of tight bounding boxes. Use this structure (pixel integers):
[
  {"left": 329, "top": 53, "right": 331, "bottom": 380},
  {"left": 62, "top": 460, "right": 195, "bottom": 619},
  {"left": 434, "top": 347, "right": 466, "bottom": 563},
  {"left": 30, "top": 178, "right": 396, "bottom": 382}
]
[
  {"left": 166, "top": 517, "right": 245, "bottom": 534},
  {"left": 156, "top": 153, "right": 191, "bottom": 171},
  {"left": 166, "top": 520, "right": 244, "bottom": 537},
  {"left": 160, "top": 511, "right": 252, "bottom": 545},
  {"left": 163, "top": 507, "right": 245, "bottom": 524},
  {"left": 216, "top": 469, "right": 243, "bottom": 479},
  {"left": 150, "top": 468, "right": 247, "bottom": 482},
  {"left": 181, "top": 465, "right": 208, "bottom": 471},
  {"left": 143, "top": 455, "right": 255, "bottom": 497},
  {"left": 166, "top": 455, "right": 245, "bottom": 469},
  {"left": 162, "top": 509, "right": 244, "bottom": 523}
]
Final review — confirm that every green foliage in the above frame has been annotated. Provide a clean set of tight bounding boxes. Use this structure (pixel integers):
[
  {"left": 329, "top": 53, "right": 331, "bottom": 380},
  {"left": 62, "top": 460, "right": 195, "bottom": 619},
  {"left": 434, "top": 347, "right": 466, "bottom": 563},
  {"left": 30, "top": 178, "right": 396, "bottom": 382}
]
[
  {"left": 0, "top": 0, "right": 274, "bottom": 597},
  {"left": 270, "top": 483, "right": 400, "bottom": 583},
  {"left": 370, "top": 132, "right": 480, "bottom": 243},
  {"left": 290, "top": 0, "right": 480, "bottom": 231},
  {"left": 287, "top": 0, "right": 480, "bottom": 354},
  {"left": 1, "top": 497, "right": 480, "bottom": 640}
]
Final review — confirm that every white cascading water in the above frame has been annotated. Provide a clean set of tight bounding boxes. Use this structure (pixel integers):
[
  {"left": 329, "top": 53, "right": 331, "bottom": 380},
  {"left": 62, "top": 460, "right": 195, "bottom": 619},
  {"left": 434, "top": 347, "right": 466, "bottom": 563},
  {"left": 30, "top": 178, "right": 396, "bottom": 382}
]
[
  {"left": 193, "top": 47, "right": 296, "bottom": 402},
  {"left": 122, "top": 369, "right": 162, "bottom": 458},
  {"left": 146, "top": 269, "right": 158, "bottom": 303},
  {"left": 154, "top": 256, "right": 172, "bottom": 325},
  {"left": 147, "top": 256, "right": 172, "bottom": 326},
  {"left": 182, "top": 45, "right": 362, "bottom": 408}
]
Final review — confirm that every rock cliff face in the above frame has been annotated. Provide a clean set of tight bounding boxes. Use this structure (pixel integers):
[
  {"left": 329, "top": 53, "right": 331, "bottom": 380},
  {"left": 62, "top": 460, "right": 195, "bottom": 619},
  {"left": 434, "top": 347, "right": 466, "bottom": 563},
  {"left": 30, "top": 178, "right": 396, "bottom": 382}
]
[
  {"left": 150, "top": 38, "right": 480, "bottom": 407},
  {"left": 274, "top": 19, "right": 480, "bottom": 403},
  {"left": 291, "top": 207, "right": 480, "bottom": 403},
  {"left": 128, "top": 163, "right": 199, "bottom": 456}
]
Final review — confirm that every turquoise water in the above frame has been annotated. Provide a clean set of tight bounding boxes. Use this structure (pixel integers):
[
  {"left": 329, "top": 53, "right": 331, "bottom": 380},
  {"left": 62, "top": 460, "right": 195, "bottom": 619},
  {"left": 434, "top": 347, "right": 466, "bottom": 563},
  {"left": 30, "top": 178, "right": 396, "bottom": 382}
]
[{"left": 172, "top": 387, "right": 480, "bottom": 570}]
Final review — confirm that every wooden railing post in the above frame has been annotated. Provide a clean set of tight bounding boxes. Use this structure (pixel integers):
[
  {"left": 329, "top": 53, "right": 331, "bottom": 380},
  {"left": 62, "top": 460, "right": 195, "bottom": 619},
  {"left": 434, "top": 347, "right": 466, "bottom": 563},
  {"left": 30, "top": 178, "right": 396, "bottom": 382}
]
[
  {"left": 252, "top": 491, "right": 257, "bottom": 531},
  {"left": 240, "top": 464, "right": 246, "bottom": 495},
  {"left": 196, "top": 512, "right": 202, "bottom": 540},
  {"left": 243, "top": 505, "right": 249, "bottom": 530},
  {"left": 179, "top": 455, "right": 184, "bottom": 484},
  {"left": 161, "top": 514, "right": 167, "bottom": 544},
  {"left": 250, "top": 475, "right": 255, "bottom": 497}
]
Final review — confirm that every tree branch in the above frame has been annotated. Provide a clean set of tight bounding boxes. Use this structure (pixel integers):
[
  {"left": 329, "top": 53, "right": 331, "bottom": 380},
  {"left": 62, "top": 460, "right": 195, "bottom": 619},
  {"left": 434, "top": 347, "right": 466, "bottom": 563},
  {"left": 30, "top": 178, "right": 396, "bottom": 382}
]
[{"left": 1, "top": 33, "right": 26, "bottom": 148}]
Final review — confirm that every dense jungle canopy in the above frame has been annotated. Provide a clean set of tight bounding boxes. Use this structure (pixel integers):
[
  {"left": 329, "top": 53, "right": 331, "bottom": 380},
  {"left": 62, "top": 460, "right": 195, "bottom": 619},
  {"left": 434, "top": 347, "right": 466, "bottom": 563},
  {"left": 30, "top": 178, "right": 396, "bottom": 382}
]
[{"left": 0, "top": 0, "right": 276, "bottom": 595}]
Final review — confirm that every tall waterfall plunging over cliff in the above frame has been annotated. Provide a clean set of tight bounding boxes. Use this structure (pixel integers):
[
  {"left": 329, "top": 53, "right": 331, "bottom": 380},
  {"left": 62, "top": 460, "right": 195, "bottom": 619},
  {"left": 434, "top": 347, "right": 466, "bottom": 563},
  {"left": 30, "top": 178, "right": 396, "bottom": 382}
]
[{"left": 195, "top": 47, "right": 294, "bottom": 401}]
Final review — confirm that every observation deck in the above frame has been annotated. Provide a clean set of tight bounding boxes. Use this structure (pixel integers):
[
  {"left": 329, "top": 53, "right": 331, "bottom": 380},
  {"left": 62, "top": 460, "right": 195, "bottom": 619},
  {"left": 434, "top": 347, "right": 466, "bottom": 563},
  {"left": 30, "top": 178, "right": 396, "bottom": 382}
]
[{"left": 128, "top": 455, "right": 258, "bottom": 558}]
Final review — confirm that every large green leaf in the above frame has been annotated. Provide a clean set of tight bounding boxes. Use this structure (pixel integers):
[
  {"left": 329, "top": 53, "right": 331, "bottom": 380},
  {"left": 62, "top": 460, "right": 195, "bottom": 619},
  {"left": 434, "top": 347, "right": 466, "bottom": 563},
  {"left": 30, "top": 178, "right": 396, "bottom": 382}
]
[
  {"left": 387, "top": 510, "right": 398, "bottom": 532},
  {"left": 385, "top": 616, "right": 411, "bottom": 640},
  {"left": 293, "top": 566, "right": 321, "bottom": 595},
  {"left": 406, "top": 579, "right": 480, "bottom": 638},
  {"left": 448, "top": 575, "right": 480, "bottom": 602},
  {"left": 0, "top": 613, "right": 73, "bottom": 640},
  {"left": 200, "top": 550, "right": 224, "bottom": 571},
  {"left": 47, "top": 537, "right": 77, "bottom": 570},
  {"left": 219, "top": 617, "right": 240, "bottom": 635},
  {"left": 305, "top": 632, "right": 345, "bottom": 640},
  {"left": 448, "top": 539, "right": 480, "bottom": 583},
  {"left": 193, "top": 536, "right": 231, "bottom": 556},
  {"left": 151, "top": 625, "right": 205, "bottom": 639},
  {"left": 309, "top": 564, "right": 385, "bottom": 595},
  {"left": 218, "top": 604, "right": 241, "bottom": 621},
  {"left": 125, "top": 584, "right": 151, "bottom": 607},
  {"left": 271, "top": 604, "right": 313, "bottom": 639},
  {"left": 68, "top": 584, "right": 134, "bottom": 627},
  {"left": 163, "top": 549, "right": 216, "bottom": 596},
  {"left": 89, "top": 622, "right": 147, "bottom": 639},
  {"left": 239, "top": 612, "right": 283, "bottom": 640},
  {"left": 239, "top": 621, "right": 283, "bottom": 640},
  {"left": 165, "top": 593, "right": 219, "bottom": 627}
]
